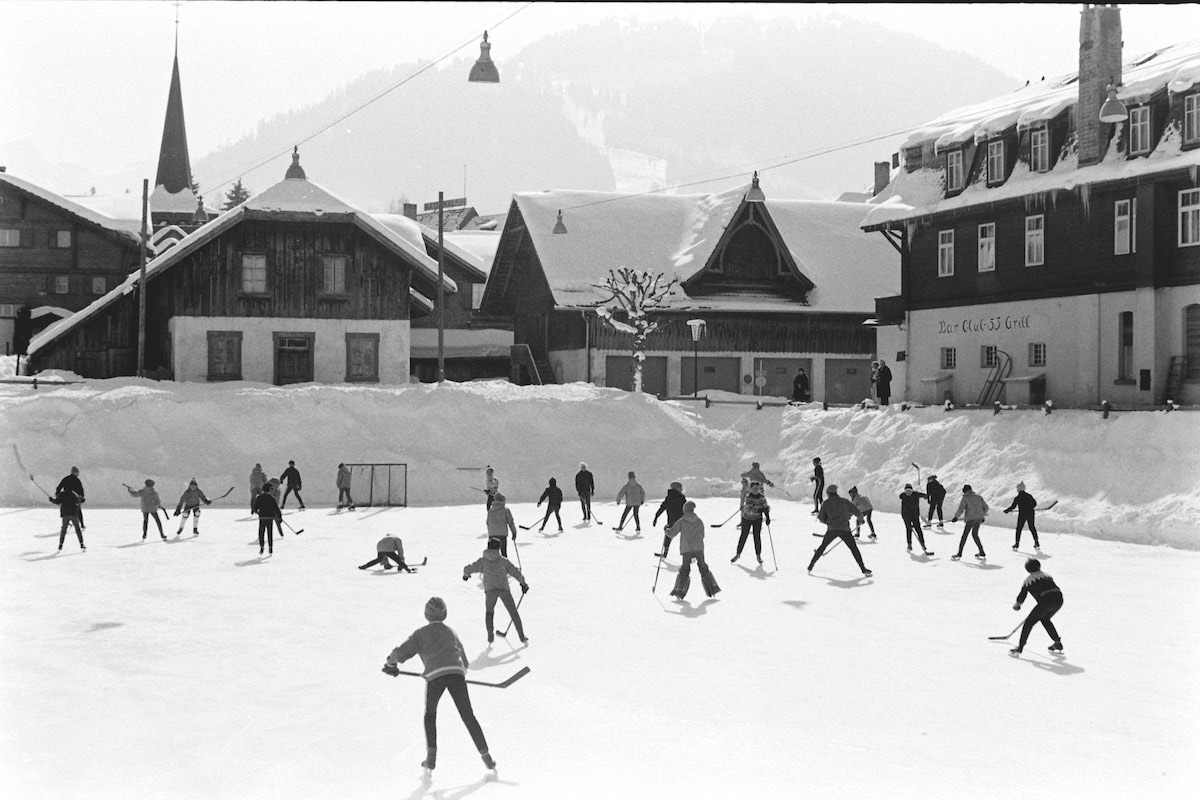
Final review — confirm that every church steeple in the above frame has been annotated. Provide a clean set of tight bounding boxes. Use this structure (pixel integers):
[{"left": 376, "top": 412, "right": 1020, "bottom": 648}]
[{"left": 154, "top": 44, "right": 194, "bottom": 194}]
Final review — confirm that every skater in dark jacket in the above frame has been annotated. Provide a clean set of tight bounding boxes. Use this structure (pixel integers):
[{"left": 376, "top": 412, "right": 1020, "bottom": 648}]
[
  {"left": 56, "top": 466, "right": 86, "bottom": 529},
  {"left": 536, "top": 477, "right": 564, "bottom": 532},
  {"left": 809, "top": 485, "right": 871, "bottom": 577},
  {"left": 336, "top": 463, "right": 355, "bottom": 510},
  {"left": 484, "top": 493, "right": 518, "bottom": 557},
  {"left": 652, "top": 482, "right": 687, "bottom": 558},
  {"left": 126, "top": 478, "right": 166, "bottom": 540},
  {"left": 899, "top": 484, "right": 932, "bottom": 555},
  {"left": 732, "top": 481, "right": 771, "bottom": 565},
  {"left": 50, "top": 483, "right": 85, "bottom": 552},
  {"left": 279, "top": 460, "right": 306, "bottom": 510},
  {"left": 1010, "top": 558, "right": 1064, "bottom": 656},
  {"left": 615, "top": 471, "right": 645, "bottom": 533},
  {"left": 251, "top": 484, "right": 281, "bottom": 555},
  {"left": 463, "top": 540, "right": 528, "bottom": 644},
  {"left": 809, "top": 457, "right": 825, "bottom": 514},
  {"left": 249, "top": 464, "right": 267, "bottom": 512},
  {"left": 359, "top": 533, "right": 412, "bottom": 572},
  {"left": 575, "top": 463, "right": 595, "bottom": 522},
  {"left": 665, "top": 501, "right": 720, "bottom": 599},
  {"left": 1004, "top": 482, "right": 1040, "bottom": 550},
  {"left": 382, "top": 597, "right": 497, "bottom": 772},
  {"left": 925, "top": 475, "right": 947, "bottom": 527}
]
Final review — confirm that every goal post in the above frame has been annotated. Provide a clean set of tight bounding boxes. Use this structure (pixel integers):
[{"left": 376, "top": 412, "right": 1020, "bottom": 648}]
[{"left": 345, "top": 463, "right": 408, "bottom": 507}]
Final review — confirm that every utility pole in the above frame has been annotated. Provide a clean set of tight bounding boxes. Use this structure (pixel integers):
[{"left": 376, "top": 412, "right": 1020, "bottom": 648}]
[
  {"left": 137, "top": 179, "right": 148, "bottom": 377},
  {"left": 437, "top": 191, "right": 445, "bottom": 382}
]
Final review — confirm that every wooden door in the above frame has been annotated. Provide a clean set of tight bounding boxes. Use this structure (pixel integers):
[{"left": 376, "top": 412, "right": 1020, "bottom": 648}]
[{"left": 274, "top": 334, "right": 314, "bottom": 385}]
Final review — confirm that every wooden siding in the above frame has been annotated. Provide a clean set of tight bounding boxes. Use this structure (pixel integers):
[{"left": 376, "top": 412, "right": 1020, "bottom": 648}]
[{"left": 591, "top": 312, "right": 874, "bottom": 354}]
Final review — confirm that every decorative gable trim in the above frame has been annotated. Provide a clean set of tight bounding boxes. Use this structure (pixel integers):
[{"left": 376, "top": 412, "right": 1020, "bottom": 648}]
[{"left": 683, "top": 201, "right": 815, "bottom": 297}]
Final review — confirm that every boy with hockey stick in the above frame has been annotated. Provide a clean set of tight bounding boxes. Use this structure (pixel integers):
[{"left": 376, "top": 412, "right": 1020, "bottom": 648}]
[
  {"left": 249, "top": 463, "right": 267, "bottom": 512},
  {"left": 484, "top": 466, "right": 500, "bottom": 511},
  {"left": 950, "top": 484, "right": 989, "bottom": 560},
  {"left": 279, "top": 460, "right": 306, "bottom": 510},
  {"left": 739, "top": 462, "right": 775, "bottom": 491},
  {"left": 485, "top": 493, "right": 518, "bottom": 557},
  {"left": 1004, "top": 482, "right": 1041, "bottom": 551},
  {"left": 665, "top": 501, "right": 720, "bottom": 600},
  {"left": 56, "top": 466, "right": 86, "bottom": 530},
  {"left": 382, "top": 597, "right": 498, "bottom": 772},
  {"left": 614, "top": 471, "right": 645, "bottom": 533},
  {"left": 335, "top": 463, "right": 355, "bottom": 510},
  {"left": 50, "top": 482, "right": 86, "bottom": 552},
  {"left": 575, "top": 463, "right": 595, "bottom": 522},
  {"left": 126, "top": 479, "right": 167, "bottom": 540},
  {"left": 359, "top": 533, "right": 413, "bottom": 572},
  {"left": 251, "top": 480, "right": 282, "bottom": 556},
  {"left": 652, "top": 481, "right": 687, "bottom": 558},
  {"left": 1009, "top": 558, "right": 1064, "bottom": 656},
  {"left": 924, "top": 474, "right": 947, "bottom": 528},
  {"left": 535, "top": 477, "right": 563, "bottom": 532},
  {"left": 808, "top": 485, "right": 872, "bottom": 577},
  {"left": 463, "top": 539, "right": 529, "bottom": 645},
  {"left": 266, "top": 478, "right": 286, "bottom": 537},
  {"left": 899, "top": 484, "right": 933, "bottom": 555},
  {"left": 848, "top": 486, "right": 876, "bottom": 539},
  {"left": 173, "top": 479, "right": 211, "bottom": 536},
  {"left": 731, "top": 480, "right": 770, "bottom": 565}
]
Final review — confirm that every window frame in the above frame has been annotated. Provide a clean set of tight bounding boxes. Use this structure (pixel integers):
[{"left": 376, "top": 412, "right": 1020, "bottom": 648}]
[
  {"left": 91, "top": 277, "right": 106, "bottom": 295},
  {"left": 1117, "top": 311, "right": 1134, "bottom": 382},
  {"left": 49, "top": 229, "right": 72, "bottom": 249},
  {"left": 1128, "top": 105, "right": 1151, "bottom": 155},
  {"left": 1185, "top": 93, "right": 1200, "bottom": 145},
  {"left": 1025, "top": 214, "right": 1045, "bottom": 266},
  {"left": 940, "top": 347, "right": 958, "bottom": 370},
  {"left": 977, "top": 222, "right": 996, "bottom": 272},
  {"left": 1114, "top": 199, "right": 1133, "bottom": 255},
  {"left": 987, "top": 140, "right": 1006, "bottom": 185},
  {"left": 54, "top": 276, "right": 70, "bottom": 294},
  {"left": 1030, "top": 128, "right": 1050, "bottom": 172},
  {"left": 320, "top": 253, "right": 349, "bottom": 296},
  {"left": 1029, "top": 342, "right": 1048, "bottom": 368},
  {"left": 345, "top": 332, "right": 381, "bottom": 383},
  {"left": 945, "top": 149, "right": 964, "bottom": 192},
  {"left": 1180, "top": 189, "right": 1200, "bottom": 248},
  {"left": 241, "top": 252, "right": 269, "bottom": 295},
  {"left": 980, "top": 345, "right": 999, "bottom": 369},
  {"left": 206, "top": 330, "right": 244, "bottom": 382},
  {"left": 937, "top": 229, "right": 955, "bottom": 277},
  {"left": 0, "top": 228, "right": 20, "bottom": 248}
]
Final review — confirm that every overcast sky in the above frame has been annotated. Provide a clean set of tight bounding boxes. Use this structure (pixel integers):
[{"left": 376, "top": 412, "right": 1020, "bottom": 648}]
[{"left": 3, "top": 2, "right": 1199, "bottom": 181}]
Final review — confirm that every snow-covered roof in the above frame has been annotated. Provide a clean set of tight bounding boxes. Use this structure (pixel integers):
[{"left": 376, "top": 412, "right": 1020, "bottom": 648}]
[
  {"left": 151, "top": 184, "right": 202, "bottom": 214},
  {"left": 0, "top": 170, "right": 141, "bottom": 245},
  {"left": 443, "top": 230, "right": 500, "bottom": 275},
  {"left": 373, "top": 214, "right": 491, "bottom": 281},
  {"left": 864, "top": 39, "right": 1200, "bottom": 228},
  {"left": 512, "top": 186, "right": 896, "bottom": 314}
]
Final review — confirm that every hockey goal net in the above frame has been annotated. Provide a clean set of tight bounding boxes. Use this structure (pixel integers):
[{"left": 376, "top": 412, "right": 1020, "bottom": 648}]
[{"left": 346, "top": 463, "right": 408, "bottom": 507}]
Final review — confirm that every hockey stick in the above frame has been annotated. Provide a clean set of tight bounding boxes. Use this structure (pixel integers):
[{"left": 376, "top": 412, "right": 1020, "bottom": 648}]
[
  {"left": 765, "top": 521, "right": 778, "bottom": 571},
  {"left": 282, "top": 518, "right": 304, "bottom": 535},
  {"left": 912, "top": 462, "right": 921, "bottom": 485},
  {"left": 1037, "top": 500, "right": 1059, "bottom": 511},
  {"left": 511, "top": 536, "right": 522, "bottom": 570},
  {"left": 988, "top": 620, "right": 1024, "bottom": 641},
  {"left": 214, "top": 486, "right": 236, "bottom": 501},
  {"left": 386, "top": 665, "right": 531, "bottom": 689},
  {"left": 495, "top": 591, "right": 526, "bottom": 638},
  {"left": 711, "top": 506, "right": 743, "bottom": 528},
  {"left": 13, "top": 444, "right": 54, "bottom": 496},
  {"left": 590, "top": 507, "right": 603, "bottom": 525},
  {"left": 519, "top": 516, "right": 544, "bottom": 531}
]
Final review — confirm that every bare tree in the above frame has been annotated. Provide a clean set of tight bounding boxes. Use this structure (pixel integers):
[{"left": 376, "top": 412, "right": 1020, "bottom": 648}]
[{"left": 591, "top": 267, "right": 679, "bottom": 393}]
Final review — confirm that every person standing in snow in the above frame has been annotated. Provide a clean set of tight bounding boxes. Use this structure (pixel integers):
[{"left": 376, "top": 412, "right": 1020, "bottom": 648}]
[
  {"left": 1004, "top": 482, "right": 1040, "bottom": 551},
  {"left": 382, "top": 597, "right": 497, "bottom": 772},
  {"left": 899, "top": 483, "right": 933, "bottom": 555},
  {"left": 808, "top": 485, "right": 872, "bottom": 577},
  {"left": 173, "top": 479, "right": 211, "bottom": 536},
  {"left": 484, "top": 466, "right": 500, "bottom": 511},
  {"left": 950, "top": 484, "right": 989, "bottom": 560},
  {"left": 251, "top": 482, "right": 281, "bottom": 556},
  {"left": 359, "top": 533, "right": 413, "bottom": 572},
  {"left": 809, "top": 457, "right": 825, "bottom": 515},
  {"left": 1009, "top": 558, "right": 1064, "bottom": 656},
  {"left": 279, "top": 460, "right": 305, "bottom": 510},
  {"left": 740, "top": 461, "right": 775, "bottom": 491},
  {"left": 792, "top": 368, "right": 810, "bottom": 403},
  {"left": 848, "top": 486, "right": 876, "bottom": 539},
  {"left": 50, "top": 482, "right": 85, "bottom": 552},
  {"left": 536, "top": 477, "right": 563, "bottom": 533},
  {"left": 336, "top": 463, "right": 355, "bottom": 510},
  {"left": 875, "top": 359, "right": 893, "bottom": 406},
  {"left": 665, "top": 501, "right": 720, "bottom": 599},
  {"left": 615, "top": 471, "right": 645, "bottom": 533},
  {"left": 485, "top": 492, "right": 518, "bottom": 557},
  {"left": 924, "top": 474, "right": 947, "bottom": 528},
  {"left": 732, "top": 480, "right": 771, "bottom": 565},
  {"left": 126, "top": 478, "right": 166, "bottom": 541},
  {"left": 575, "top": 462, "right": 595, "bottom": 522},
  {"left": 652, "top": 481, "right": 687, "bottom": 558},
  {"left": 463, "top": 538, "right": 529, "bottom": 645},
  {"left": 249, "top": 463, "right": 267, "bottom": 512},
  {"left": 56, "top": 466, "right": 86, "bottom": 530}
]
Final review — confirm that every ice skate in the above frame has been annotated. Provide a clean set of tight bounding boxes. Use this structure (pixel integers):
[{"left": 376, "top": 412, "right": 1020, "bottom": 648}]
[
  {"left": 481, "top": 752, "right": 496, "bottom": 770},
  {"left": 1048, "top": 641, "right": 1064, "bottom": 652},
  {"left": 422, "top": 750, "right": 436, "bottom": 770}
]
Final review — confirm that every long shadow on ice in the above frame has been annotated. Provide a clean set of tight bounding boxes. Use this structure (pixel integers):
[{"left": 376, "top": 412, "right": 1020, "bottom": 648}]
[
  {"left": 663, "top": 598, "right": 718, "bottom": 618},
  {"left": 781, "top": 600, "right": 809, "bottom": 610},
  {"left": 732, "top": 562, "right": 773, "bottom": 580},
  {"left": 1021, "top": 654, "right": 1085, "bottom": 677},
  {"left": 406, "top": 772, "right": 511, "bottom": 800}
]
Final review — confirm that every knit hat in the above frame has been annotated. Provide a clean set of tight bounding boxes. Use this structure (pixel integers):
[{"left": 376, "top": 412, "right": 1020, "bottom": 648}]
[
  {"left": 549, "top": 477, "right": 557, "bottom": 486},
  {"left": 963, "top": 484, "right": 972, "bottom": 493},
  {"left": 904, "top": 483, "right": 913, "bottom": 490},
  {"left": 189, "top": 478, "right": 198, "bottom": 486},
  {"left": 848, "top": 486, "right": 858, "bottom": 495},
  {"left": 826, "top": 484, "right": 839, "bottom": 495},
  {"left": 683, "top": 501, "right": 696, "bottom": 513},
  {"left": 487, "top": 538, "right": 501, "bottom": 550},
  {"left": 579, "top": 463, "right": 587, "bottom": 470},
  {"left": 628, "top": 471, "right": 636, "bottom": 479},
  {"left": 670, "top": 481, "right": 682, "bottom": 490},
  {"left": 424, "top": 597, "right": 448, "bottom": 622},
  {"left": 71, "top": 466, "right": 80, "bottom": 475},
  {"left": 750, "top": 480, "right": 763, "bottom": 491},
  {"left": 492, "top": 492, "right": 505, "bottom": 503},
  {"left": 752, "top": 461, "right": 760, "bottom": 468},
  {"left": 1017, "top": 482, "right": 1026, "bottom": 491},
  {"left": 255, "top": 463, "right": 262, "bottom": 469},
  {"left": 145, "top": 478, "right": 154, "bottom": 486},
  {"left": 1025, "top": 558, "right": 1041, "bottom": 574}
]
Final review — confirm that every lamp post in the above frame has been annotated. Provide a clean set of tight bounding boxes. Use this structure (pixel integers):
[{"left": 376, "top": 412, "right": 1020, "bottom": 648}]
[{"left": 687, "top": 318, "right": 706, "bottom": 397}]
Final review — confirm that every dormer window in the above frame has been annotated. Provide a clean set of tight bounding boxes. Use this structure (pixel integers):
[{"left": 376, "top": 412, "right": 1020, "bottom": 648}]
[
  {"left": 946, "top": 150, "right": 964, "bottom": 193},
  {"left": 1184, "top": 94, "right": 1199, "bottom": 144},
  {"left": 1030, "top": 129, "right": 1050, "bottom": 172},
  {"left": 1128, "top": 106, "right": 1151, "bottom": 155},
  {"left": 987, "top": 140, "right": 1005, "bottom": 184}
]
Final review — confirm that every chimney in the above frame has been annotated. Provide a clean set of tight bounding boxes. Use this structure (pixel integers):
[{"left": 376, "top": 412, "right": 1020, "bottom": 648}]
[
  {"left": 873, "top": 161, "right": 891, "bottom": 197},
  {"left": 891, "top": 152, "right": 900, "bottom": 169},
  {"left": 1077, "top": 4, "right": 1123, "bottom": 166},
  {"left": 402, "top": 203, "right": 417, "bottom": 220}
]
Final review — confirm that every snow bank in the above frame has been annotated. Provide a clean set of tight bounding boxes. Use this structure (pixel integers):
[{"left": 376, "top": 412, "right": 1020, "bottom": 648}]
[{"left": 2, "top": 379, "right": 1197, "bottom": 548}]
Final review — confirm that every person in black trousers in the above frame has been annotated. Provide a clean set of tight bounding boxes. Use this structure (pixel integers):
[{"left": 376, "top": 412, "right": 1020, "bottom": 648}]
[
  {"left": 251, "top": 483, "right": 282, "bottom": 555},
  {"left": 1004, "top": 482, "right": 1040, "bottom": 550},
  {"left": 809, "top": 457, "right": 825, "bottom": 515},
  {"left": 899, "top": 483, "right": 933, "bottom": 555},
  {"left": 279, "top": 460, "right": 306, "bottom": 510},
  {"left": 792, "top": 368, "right": 810, "bottom": 402},
  {"left": 1010, "top": 558, "right": 1064, "bottom": 656},
  {"left": 51, "top": 484, "right": 86, "bottom": 552},
  {"left": 575, "top": 463, "right": 594, "bottom": 522},
  {"left": 732, "top": 480, "right": 771, "bottom": 564},
  {"left": 924, "top": 474, "right": 947, "bottom": 528},
  {"left": 536, "top": 477, "right": 564, "bottom": 532},
  {"left": 56, "top": 466, "right": 86, "bottom": 530},
  {"left": 652, "top": 481, "right": 687, "bottom": 558}
]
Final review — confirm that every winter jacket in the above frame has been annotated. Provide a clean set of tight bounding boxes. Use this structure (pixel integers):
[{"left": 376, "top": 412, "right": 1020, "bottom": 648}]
[
  {"left": 665, "top": 511, "right": 706, "bottom": 554},
  {"left": 336, "top": 466, "right": 352, "bottom": 489},
  {"left": 268, "top": 482, "right": 281, "bottom": 503},
  {"left": 252, "top": 492, "right": 281, "bottom": 519},
  {"left": 953, "top": 491, "right": 989, "bottom": 522},
  {"left": 128, "top": 486, "right": 162, "bottom": 514},
  {"left": 925, "top": 479, "right": 947, "bottom": 504},
  {"left": 851, "top": 494, "right": 873, "bottom": 513},
  {"left": 817, "top": 495, "right": 863, "bottom": 532},
  {"left": 376, "top": 536, "right": 403, "bottom": 558},
  {"left": 616, "top": 479, "right": 645, "bottom": 507},
  {"left": 1016, "top": 571, "right": 1062, "bottom": 605},
  {"left": 56, "top": 474, "right": 85, "bottom": 503},
  {"left": 463, "top": 548, "right": 526, "bottom": 591},
  {"left": 280, "top": 466, "right": 302, "bottom": 488},
  {"left": 575, "top": 469, "right": 594, "bottom": 496},
  {"left": 250, "top": 467, "right": 267, "bottom": 493},
  {"left": 653, "top": 488, "right": 687, "bottom": 526},
  {"left": 175, "top": 486, "right": 211, "bottom": 513},
  {"left": 740, "top": 467, "right": 775, "bottom": 487},
  {"left": 387, "top": 622, "right": 468, "bottom": 681},
  {"left": 485, "top": 474, "right": 500, "bottom": 494},
  {"left": 486, "top": 502, "right": 517, "bottom": 540},
  {"left": 51, "top": 488, "right": 82, "bottom": 518},
  {"left": 741, "top": 492, "right": 771, "bottom": 523},
  {"left": 1004, "top": 491, "right": 1037, "bottom": 515},
  {"left": 538, "top": 483, "right": 563, "bottom": 510},
  {"left": 899, "top": 490, "right": 927, "bottom": 518},
  {"left": 812, "top": 464, "right": 825, "bottom": 487},
  {"left": 875, "top": 364, "right": 893, "bottom": 398}
]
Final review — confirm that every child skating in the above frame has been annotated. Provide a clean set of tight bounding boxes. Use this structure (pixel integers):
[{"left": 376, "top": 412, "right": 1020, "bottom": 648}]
[
  {"left": 359, "top": 533, "right": 413, "bottom": 572},
  {"left": 899, "top": 483, "right": 933, "bottom": 555},
  {"left": 950, "top": 484, "right": 989, "bottom": 560},
  {"left": 731, "top": 480, "right": 770, "bottom": 565},
  {"left": 463, "top": 539, "right": 528, "bottom": 645},
  {"left": 126, "top": 478, "right": 166, "bottom": 540},
  {"left": 173, "top": 479, "right": 211, "bottom": 536},
  {"left": 848, "top": 486, "right": 875, "bottom": 539},
  {"left": 614, "top": 471, "right": 645, "bottom": 533},
  {"left": 652, "top": 481, "right": 686, "bottom": 558},
  {"left": 665, "top": 501, "right": 720, "bottom": 599},
  {"left": 536, "top": 477, "right": 563, "bottom": 532},
  {"left": 808, "top": 485, "right": 871, "bottom": 577},
  {"left": 1009, "top": 558, "right": 1064, "bottom": 656},
  {"left": 1004, "top": 482, "right": 1041, "bottom": 551}
]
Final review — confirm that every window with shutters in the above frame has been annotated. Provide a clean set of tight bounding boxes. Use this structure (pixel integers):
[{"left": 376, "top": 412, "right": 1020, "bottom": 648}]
[
  {"left": 946, "top": 149, "right": 964, "bottom": 192},
  {"left": 987, "top": 140, "right": 1005, "bottom": 184},
  {"left": 1185, "top": 94, "right": 1199, "bottom": 144},
  {"left": 345, "top": 332, "right": 380, "bottom": 382},
  {"left": 321, "top": 254, "right": 347, "bottom": 295},
  {"left": 207, "top": 331, "right": 243, "bottom": 381},
  {"left": 1180, "top": 189, "right": 1200, "bottom": 247},
  {"left": 49, "top": 230, "right": 72, "bottom": 249},
  {"left": 1114, "top": 199, "right": 1137, "bottom": 255}
]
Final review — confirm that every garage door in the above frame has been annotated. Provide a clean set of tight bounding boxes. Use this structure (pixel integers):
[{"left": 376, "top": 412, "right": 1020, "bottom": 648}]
[
  {"left": 606, "top": 355, "right": 668, "bottom": 395},
  {"left": 681, "top": 356, "right": 741, "bottom": 395},
  {"left": 824, "top": 358, "right": 874, "bottom": 404}
]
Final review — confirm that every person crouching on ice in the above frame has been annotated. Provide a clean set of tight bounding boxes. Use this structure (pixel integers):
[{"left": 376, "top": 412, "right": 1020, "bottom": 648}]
[
  {"left": 174, "top": 479, "right": 211, "bottom": 536},
  {"left": 1010, "top": 558, "right": 1064, "bottom": 656},
  {"left": 463, "top": 539, "right": 528, "bottom": 645},
  {"left": 382, "top": 597, "right": 497, "bottom": 772},
  {"left": 359, "top": 533, "right": 412, "bottom": 572},
  {"left": 665, "top": 501, "right": 720, "bottom": 599}
]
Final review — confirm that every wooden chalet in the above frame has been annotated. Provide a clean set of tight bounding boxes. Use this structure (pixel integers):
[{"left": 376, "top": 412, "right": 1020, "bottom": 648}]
[
  {"left": 479, "top": 182, "right": 898, "bottom": 402},
  {"left": 28, "top": 150, "right": 455, "bottom": 384}
]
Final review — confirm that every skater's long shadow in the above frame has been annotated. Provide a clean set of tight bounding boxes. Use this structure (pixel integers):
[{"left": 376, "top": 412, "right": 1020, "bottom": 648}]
[
  {"left": 0, "top": 508, "right": 36, "bottom": 517},
  {"left": 33, "top": 531, "right": 60, "bottom": 539},
  {"left": 908, "top": 554, "right": 936, "bottom": 563},
  {"left": 24, "top": 551, "right": 80, "bottom": 561},
  {"left": 782, "top": 600, "right": 808, "bottom": 610},
  {"left": 822, "top": 576, "right": 872, "bottom": 589},
  {"left": 469, "top": 647, "right": 522, "bottom": 669},
  {"left": 959, "top": 561, "right": 1003, "bottom": 571},
  {"left": 665, "top": 598, "right": 718, "bottom": 618},
  {"left": 86, "top": 622, "right": 124, "bottom": 633},
  {"left": 733, "top": 563, "right": 773, "bottom": 580},
  {"left": 1014, "top": 550, "right": 1053, "bottom": 560},
  {"left": 615, "top": 532, "right": 643, "bottom": 540},
  {"left": 407, "top": 772, "right": 514, "bottom": 800},
  {"left": 165, "top": 537, "right": 196, "bottom": 544},
  {"left": 234, "top": 557, "right": 267, "bottom": 567},
  {"left": 358, "top": 506, "right": 401, "bottom": 520},
  {"left": 572, "top": 522, "right": 590, "bottom": 529},
  {"left": 114, "top": 541, "right": 149, "bottom": 549},
  {"left": 1024, "top": 656, "right": 1085, "bottom": 677}
]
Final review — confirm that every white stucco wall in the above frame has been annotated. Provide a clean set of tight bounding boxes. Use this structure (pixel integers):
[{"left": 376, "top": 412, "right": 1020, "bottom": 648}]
[
  {"left": 171, "top": 316, "right": 410, "bottom": 384},
  {"left": 1156, "top": 285, "right": 1200, "bottom": 405}
]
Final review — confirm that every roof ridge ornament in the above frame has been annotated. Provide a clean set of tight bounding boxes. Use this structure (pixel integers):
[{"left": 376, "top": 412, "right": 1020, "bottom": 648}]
[
  {"left": 745, "top": 172, "right": 766, "bottom": 203},
  {"left": 285, "top": 146, "right": 307, "bottom": 180}
]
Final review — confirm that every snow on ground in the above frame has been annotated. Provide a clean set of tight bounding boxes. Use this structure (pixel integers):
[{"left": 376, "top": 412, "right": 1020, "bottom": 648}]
[{"left": 1, "top": 502, "right": 1198, "bottom": 800}]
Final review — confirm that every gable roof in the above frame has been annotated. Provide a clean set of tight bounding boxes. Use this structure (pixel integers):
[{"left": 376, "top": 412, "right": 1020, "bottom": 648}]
[
  {"left": 503, "top": 186, "right": 896, "bottom": 314},
  {"left": 373, "top": 213, "right": 489, "bottom": 283},
  {"left": 0, "top": 170, "right": 142, "bottom": 246}
]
